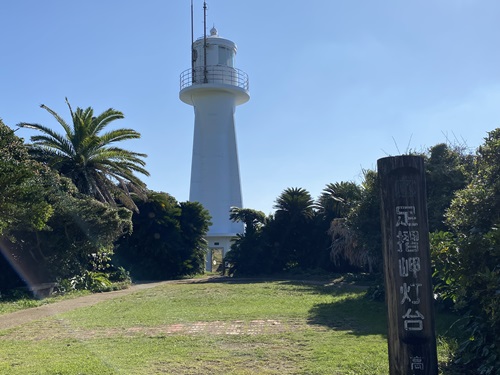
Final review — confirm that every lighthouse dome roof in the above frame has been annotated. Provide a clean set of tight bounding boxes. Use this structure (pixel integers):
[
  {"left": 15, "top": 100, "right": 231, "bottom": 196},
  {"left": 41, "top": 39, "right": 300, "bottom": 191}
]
[{"left": 194, "top": 30, "right": 237, "bottom": 51}]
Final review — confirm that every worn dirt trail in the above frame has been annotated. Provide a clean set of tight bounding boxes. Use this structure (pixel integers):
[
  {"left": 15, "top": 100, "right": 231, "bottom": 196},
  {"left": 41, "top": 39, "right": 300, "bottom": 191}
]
[{"left": 0, "top": 278, "right": 213, "bottom": 331}]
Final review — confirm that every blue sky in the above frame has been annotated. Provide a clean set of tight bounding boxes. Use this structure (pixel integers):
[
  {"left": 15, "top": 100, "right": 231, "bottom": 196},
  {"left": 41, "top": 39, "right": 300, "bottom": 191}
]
[{"left": 1, "top": 1, "right": 499, "bottom": 215}]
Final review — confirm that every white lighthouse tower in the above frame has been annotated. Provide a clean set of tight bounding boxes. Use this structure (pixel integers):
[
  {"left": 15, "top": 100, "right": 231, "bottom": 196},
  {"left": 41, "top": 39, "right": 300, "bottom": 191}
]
[{"left": 179, "top": 16, "right": 249, "bottom": 271}]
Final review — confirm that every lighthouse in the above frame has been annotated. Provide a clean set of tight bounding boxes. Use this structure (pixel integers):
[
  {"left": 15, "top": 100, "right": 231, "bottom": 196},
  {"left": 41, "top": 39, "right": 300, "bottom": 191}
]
[{"left": 179, "top": 20, "right": 249, "bottom": 271}]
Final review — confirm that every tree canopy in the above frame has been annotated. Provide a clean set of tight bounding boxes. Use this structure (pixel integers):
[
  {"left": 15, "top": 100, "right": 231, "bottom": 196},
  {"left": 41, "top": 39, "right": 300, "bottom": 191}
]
[
  {"left": 0, "top": 119, "right": 54, "bottom": 237},
  {"left": 19, "top": 99, "right": 149, "bottom": 211},
  {"left": 433, "top": 129, "right": 500, "bottom": 372},
  {"left": 115, "top": 192, "right": 211, "bottom": 280}
]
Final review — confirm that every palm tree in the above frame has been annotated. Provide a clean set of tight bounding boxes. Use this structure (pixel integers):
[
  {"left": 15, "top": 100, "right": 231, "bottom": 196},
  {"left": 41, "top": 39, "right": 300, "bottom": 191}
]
[
  {"left": 271, "top": 187, "right": 316, "bottom": 269},
  {"left": 317, "top": 181, "right": 362, "bottom": 222},
  {"left": 19, "top": 98, "right": 149, "bottom": 211},
  {"left": 273, "top": 187, "right": 315, "bottom": 223},
  {"left": 229, "top": 207, "right": 266, "bottom": 236}
]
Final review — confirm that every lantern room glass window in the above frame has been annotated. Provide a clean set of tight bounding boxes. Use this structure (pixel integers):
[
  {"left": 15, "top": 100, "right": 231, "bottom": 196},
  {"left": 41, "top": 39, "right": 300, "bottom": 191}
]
[{"left": 218, "top": 46, "right": 234, "bottom": 67}]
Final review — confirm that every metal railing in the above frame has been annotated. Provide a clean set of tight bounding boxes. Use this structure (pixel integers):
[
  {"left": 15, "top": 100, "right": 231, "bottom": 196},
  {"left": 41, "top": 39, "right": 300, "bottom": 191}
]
[{"left": 180, "top": 66, "right": 249, "bottom": 91}]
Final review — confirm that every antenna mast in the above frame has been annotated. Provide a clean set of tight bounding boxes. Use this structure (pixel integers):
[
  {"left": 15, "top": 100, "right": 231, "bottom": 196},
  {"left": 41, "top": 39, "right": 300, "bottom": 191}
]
[
  {"left": 191, "top": 0, "right": 195, "bottom": 83},
  {"left": 203, "top": 1, "right": 208, "bottom": 83},
  {"left": 191, "top": 0, "right": 194, "bottom": 47}
]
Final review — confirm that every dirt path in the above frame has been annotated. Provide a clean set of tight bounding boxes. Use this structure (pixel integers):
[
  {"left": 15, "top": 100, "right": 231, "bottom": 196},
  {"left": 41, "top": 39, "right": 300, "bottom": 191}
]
[{"left": 0, "top": 278, "right": 215, "bottom": 331}]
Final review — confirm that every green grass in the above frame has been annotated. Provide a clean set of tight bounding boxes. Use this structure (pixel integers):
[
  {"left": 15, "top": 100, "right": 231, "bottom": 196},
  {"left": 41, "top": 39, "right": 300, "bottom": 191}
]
[{"left": 0, "top": 280, "right": 460, "bottom": 374}]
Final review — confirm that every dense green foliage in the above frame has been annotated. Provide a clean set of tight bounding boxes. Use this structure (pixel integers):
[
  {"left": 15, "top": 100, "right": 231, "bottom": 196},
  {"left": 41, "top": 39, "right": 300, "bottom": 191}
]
[
  {"left": 318, "top": 181, "right": 362, "bottom": 224},
  {"left": 271, "top": 187, "right": 317, "bottom": 270},
  {"left": 227, "top": 176, "right": 384, "bottom": 276},
  {"left": 12, "top": 194, "right": 133, "bottom": 281},
  {"left": 226, "top": 187, "right": 338, "bottom": 276},
  {"left": 0, "top": 120, "right": 54, "bottom": 236},
  {"left": 1, "top": 119, "right": 55, "bottom": 290},
  {"left": 1, "top": 100, "right": 152, "bottom": 292},
  {"left": 425, "top": 143, "right": 473, "bottom": 232},
  {"left": 227, "top": 186, "right": 363, "bottom": 276},
  {"left": 432, "top": 129, "right": 500, "bottom": 373},
  {"left": 340, "top": 170, "right": 382, "bottom": 272},
  {"left": 1, "top": 102, "right": 208, "bottom": 293},
  {"left": 114, "top": 192, "right": 211, "bottom": 280},
  {"left": 1, "top": 119, "right": 134, "bottom": 290},
  {"left": 225, "top": 208, "right": 271, "bottom": 275}
]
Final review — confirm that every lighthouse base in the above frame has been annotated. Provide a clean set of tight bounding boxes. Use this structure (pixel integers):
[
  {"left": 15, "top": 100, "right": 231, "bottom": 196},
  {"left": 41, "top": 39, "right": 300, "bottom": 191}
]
[{"left": 205, "top": 234, "right": 237, "bottom": 272}]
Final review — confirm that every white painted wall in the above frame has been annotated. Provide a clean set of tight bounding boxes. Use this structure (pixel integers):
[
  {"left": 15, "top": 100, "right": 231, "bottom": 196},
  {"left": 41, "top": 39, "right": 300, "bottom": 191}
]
[{"left": 189, "top": 90, "right": 243, "bottom": 236}]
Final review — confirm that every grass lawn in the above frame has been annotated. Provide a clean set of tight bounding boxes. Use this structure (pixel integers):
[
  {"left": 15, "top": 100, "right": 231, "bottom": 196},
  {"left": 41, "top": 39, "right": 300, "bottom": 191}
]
[{"left": 0, "top": 279, "right": 459, "bottom": 374}]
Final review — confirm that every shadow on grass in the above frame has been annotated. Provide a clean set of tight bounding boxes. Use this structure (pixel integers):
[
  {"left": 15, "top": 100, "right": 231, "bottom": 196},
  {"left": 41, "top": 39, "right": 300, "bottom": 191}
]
[
  {"left": 195, "top": 275, "right": 372, "bottom": 291},
  {"left": 206, "top": 278, "right": 460, "bottom": 331},
  {"left": 183, "top": 276, "right": 388, "bottom": 336},
  {"left": 191, "top": 276, "right": 387, "bottom": 334},
  {"left": 177, "top": 277, "right": 460, "bottom": 339},
  {"left": 307, "top": 294, "right": 388, "bottom": 337}
]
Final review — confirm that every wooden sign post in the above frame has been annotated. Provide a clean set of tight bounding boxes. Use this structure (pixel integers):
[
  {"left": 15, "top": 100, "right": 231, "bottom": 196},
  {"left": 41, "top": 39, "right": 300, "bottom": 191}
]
[{"left": 378, "top": 155, "right": 438, "bottom": 374}]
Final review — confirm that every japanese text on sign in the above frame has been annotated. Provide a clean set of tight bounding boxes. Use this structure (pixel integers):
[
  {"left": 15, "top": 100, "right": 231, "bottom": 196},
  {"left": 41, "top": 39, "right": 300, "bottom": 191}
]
[{"left": 395, "top": 205, "right": 424, "bottom": 332}]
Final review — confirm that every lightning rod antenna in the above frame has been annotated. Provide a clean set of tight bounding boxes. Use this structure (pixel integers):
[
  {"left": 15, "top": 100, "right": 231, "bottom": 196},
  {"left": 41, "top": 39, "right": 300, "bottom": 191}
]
[
  {"left": 191, "top": 0, "right": 195, "bottom": 82},
  {"left": 203, "top": 1, "right": 208, "bottom": 83}
]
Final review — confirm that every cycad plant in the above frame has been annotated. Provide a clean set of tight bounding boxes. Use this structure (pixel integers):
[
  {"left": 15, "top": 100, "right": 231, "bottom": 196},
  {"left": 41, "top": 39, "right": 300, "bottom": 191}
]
[
  {"left": 273, "top": 187, "right": 315, "bottom": 224},
  {"left": 19, "top": 98, "right": 149, "bottom": 211}
]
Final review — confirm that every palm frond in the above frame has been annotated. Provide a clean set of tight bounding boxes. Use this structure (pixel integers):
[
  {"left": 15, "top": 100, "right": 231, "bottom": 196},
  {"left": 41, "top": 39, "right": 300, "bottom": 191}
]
[
  {"left": 91, "top": 149, "right": 148, "bottom": 170},
  {"left": 25, "top": 146, "right": 67, "bottom": 165},
  {"left": 19, "top": 123, "right": 75, "bottom": 157},
  {"left": 97, "top": 147, "right": 147, "bottom": 159},
  {"left": 30, "top": 135, "right": 75, "bottom": 156},
  {"left": 40, "top": 104, "right": 73, "bottom": 138},
  {"left": 98, "top": 129, "right": 141, "bottom": 145},
  {"left": 65, "top": 97, "right": 75, "bottom": 121},
  {"left": 90, "top": 109, "right": 124, "bottom": 136}
]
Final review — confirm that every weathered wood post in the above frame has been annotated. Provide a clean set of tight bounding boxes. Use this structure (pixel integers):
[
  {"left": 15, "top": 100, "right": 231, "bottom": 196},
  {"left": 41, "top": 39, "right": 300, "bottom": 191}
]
[{"left": 378, "top": 155, "right": 438, "bottom": 374}]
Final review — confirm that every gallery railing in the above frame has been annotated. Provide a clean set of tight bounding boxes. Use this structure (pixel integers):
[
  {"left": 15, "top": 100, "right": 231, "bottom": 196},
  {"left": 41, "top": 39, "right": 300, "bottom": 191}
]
[{"left": 180, "top": 66, "right": 249, "bottom": 91}]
